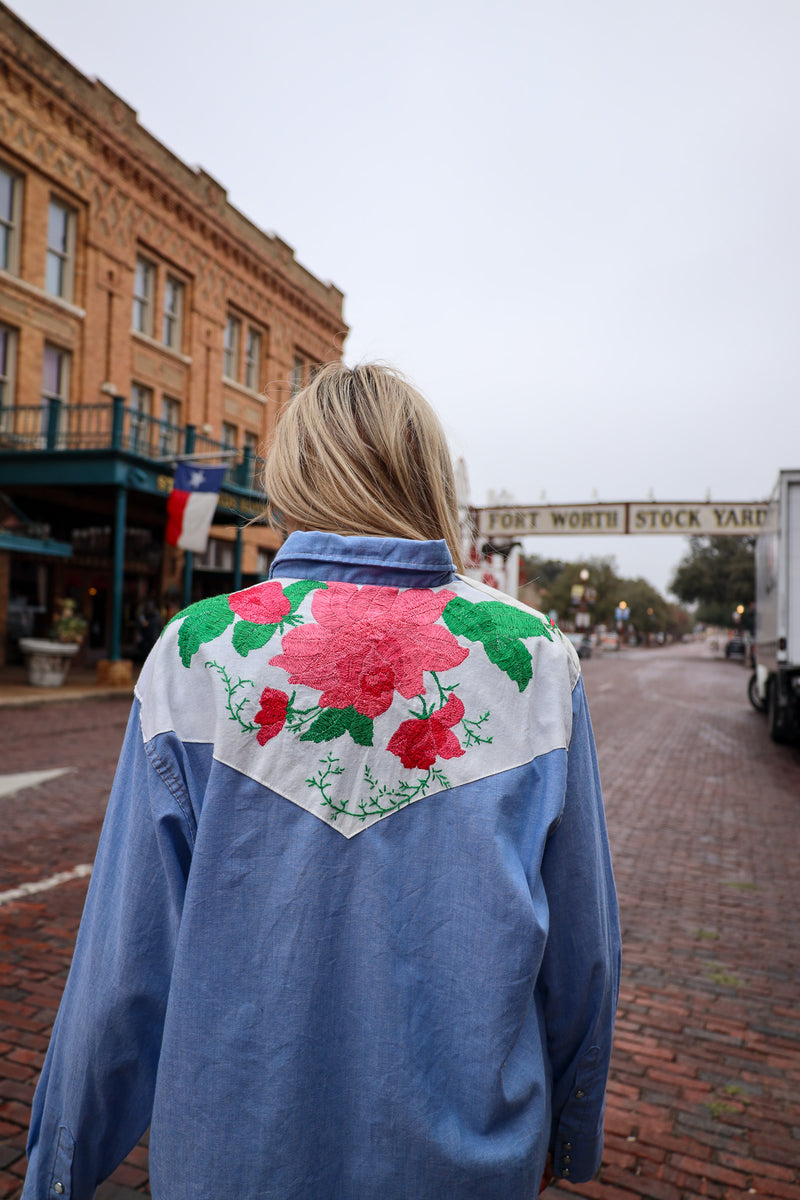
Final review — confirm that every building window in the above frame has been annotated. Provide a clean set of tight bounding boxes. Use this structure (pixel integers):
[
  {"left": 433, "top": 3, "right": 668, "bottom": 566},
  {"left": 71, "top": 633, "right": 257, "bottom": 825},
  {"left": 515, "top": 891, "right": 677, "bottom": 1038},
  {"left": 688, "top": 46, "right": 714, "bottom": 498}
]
[
  {"left": 245, "top": 327, "right": 261, "bottom": 390},
  {"left": 160, "top": 395, "right": 181, "bottom": 456},
  {"left": 0, "top": 324, "right": 14, "bottom": 407},
  {"left": 0, "top": 324, "right": 16, "bottom": 440},
  {"left": 162, "top": 275, "right": 184, "bottom": 350},
  {"left": 257, "top": 547, "right": 273, "bottom": 576},
  {"left": 195, "top": 537, "right": 235, "bottom": 572},
  {"left": 291, "top": 354, "right": 305, "bottom": 395},
  {"left": 224, "top": 314, "right": 241, "bottom": 381},
  {"left": 242, "top": 429, "right": 260, "bottom": 487},
  {"left": 0, "top": 165, "right": 21, "bottom": 274},
  {"left": 129, "top": 382, "right": 153, "bottom": 454},
  {"left": 222, "top": 421, "right": 238, "bottom": 450},
  {"left": 41, "top": 343, "right": 71, "bottom": 446},
  {"left": 42, "top": 344, "right": 70, "bottom": 404},
  {"left": 133, "top": 256, "right": 155, "bottom": 335},
  {"left": 46, "top": 199, "right": 76, "bottom": 300}
]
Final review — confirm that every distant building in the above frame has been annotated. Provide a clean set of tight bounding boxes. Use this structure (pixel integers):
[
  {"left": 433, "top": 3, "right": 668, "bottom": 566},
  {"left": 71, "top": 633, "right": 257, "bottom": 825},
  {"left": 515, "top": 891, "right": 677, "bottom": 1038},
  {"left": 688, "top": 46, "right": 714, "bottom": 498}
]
[{"left": 0, "top": 4, "right": 347, "bottom": 669}]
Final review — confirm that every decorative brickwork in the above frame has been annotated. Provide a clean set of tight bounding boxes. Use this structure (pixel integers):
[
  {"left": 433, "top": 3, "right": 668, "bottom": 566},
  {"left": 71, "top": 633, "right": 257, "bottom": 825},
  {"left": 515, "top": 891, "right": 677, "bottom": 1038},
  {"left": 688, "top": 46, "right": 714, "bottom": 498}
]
[
  {"left": 0, "top": 4, "right": 349, "bottom": 660},
  {"left": 0, "top": 4, "right": 346, "bottom": 458}
]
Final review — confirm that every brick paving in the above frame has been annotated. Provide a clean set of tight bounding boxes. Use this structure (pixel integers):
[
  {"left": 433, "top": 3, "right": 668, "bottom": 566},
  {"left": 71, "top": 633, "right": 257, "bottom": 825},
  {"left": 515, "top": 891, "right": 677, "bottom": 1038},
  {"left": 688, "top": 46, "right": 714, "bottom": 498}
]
[{"left": 0, "top": 643, "right": 798, "bottom": 1198}]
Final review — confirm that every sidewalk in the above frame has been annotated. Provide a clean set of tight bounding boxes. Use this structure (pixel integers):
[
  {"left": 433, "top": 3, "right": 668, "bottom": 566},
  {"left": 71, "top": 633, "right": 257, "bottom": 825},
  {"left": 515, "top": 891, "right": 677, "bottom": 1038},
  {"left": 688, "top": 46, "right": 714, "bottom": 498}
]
[{"left": 0, "top": 665, "right": 136, "bottom": 708}]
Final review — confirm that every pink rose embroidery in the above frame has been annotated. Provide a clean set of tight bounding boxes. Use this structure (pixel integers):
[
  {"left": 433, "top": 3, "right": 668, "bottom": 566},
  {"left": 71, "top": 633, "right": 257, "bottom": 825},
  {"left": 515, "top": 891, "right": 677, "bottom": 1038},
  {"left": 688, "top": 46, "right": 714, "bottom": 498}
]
[
  {"left": 255, "top": 686, "right": 289, "bottom": 745},
  {"left": 387, "top": 694, "right": 466, "bottom": 770},
  {"left": 229, "top": 581, "right": 291, "bottom": 625},
  {"left": 270, "top": 583, "right": 467, "bottom": 718}
]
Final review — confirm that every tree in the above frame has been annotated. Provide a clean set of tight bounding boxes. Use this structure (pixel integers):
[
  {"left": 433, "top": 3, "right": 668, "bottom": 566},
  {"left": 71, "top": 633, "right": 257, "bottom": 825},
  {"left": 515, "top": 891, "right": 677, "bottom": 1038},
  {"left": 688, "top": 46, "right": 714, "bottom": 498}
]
[
  {"left": 614, "top": 576, "right": 673, "bottom": 643},
  {"left": 521, "top": 553, "right": 690, "bottom": 639},
  {"left": 540, "top": 556, "right": 621, "bottom": 628},
  {"left": 670, "top": 536, "right": 755, "bottom": 628}
]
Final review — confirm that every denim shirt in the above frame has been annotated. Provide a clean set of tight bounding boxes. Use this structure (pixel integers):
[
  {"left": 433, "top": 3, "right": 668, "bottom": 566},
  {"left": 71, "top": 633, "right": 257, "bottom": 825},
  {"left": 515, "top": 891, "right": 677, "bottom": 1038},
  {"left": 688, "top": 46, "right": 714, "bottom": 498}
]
[{"left": 24, "top": 532, "right": 620, "bottom": 1200}]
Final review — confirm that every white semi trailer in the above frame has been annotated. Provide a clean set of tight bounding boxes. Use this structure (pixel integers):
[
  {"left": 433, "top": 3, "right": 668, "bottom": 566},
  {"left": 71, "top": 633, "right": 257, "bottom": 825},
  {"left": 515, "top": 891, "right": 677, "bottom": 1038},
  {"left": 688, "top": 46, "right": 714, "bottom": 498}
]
[{"left": 752, "top": 470, "right": 800, "bottom": 743}]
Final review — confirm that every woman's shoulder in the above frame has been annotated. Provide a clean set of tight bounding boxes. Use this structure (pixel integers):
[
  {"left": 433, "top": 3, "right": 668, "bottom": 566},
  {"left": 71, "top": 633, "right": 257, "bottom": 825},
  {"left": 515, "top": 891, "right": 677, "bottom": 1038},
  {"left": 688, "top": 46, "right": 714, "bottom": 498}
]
[{"left": 447, "top": 574, "right": 581, "bottom": 689}]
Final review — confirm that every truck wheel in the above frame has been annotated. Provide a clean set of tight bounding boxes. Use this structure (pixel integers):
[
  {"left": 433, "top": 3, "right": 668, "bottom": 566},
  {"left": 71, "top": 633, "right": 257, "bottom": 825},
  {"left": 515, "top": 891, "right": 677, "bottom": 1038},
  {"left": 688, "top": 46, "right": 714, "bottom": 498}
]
[
  {"left": 748, "top": 672, "right": 767, "bottom": 714},
  {"left": 767, "top": 678, "right": 790, "bottom": 743}
]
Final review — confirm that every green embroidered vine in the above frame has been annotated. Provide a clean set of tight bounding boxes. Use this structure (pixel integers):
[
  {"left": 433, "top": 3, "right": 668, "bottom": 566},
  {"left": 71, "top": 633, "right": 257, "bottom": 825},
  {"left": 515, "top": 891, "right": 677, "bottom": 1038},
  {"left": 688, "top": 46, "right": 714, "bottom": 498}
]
[
  {"left": 461, "top": 711, "right": 493, "bottom": 747},
  {"left": 307, "top": 757, "right": 452, "bottom": 824},
  {"left": 305, "top": 754, "right": 345, "bottom": 812},
  {"left": 283, "top": 691, "right": 323, "bottom": 735},
  {"left": 205, "top": 661, "right": 258, "bottom": 732},
  {"left": 429, "top": 670, "right": 458, "bottom": 711}
]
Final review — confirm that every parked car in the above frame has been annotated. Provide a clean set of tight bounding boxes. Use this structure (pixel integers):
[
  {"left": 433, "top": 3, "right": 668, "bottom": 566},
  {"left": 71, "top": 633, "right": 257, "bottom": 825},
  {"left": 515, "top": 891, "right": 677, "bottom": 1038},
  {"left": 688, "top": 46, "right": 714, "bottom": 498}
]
[
  {"left": 725, "top": 634, "right": 749, "bottom": 660},
  {"left": 566, "top": 632, "right": 593, "bottom": 659}
]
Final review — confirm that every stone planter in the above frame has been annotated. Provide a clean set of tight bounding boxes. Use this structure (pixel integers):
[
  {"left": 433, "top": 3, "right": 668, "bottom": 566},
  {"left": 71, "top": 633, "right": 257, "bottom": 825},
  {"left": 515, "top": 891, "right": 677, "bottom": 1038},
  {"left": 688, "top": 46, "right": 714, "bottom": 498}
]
[{"left": 19, "top": 638, "right": 80, "bottom": 687}]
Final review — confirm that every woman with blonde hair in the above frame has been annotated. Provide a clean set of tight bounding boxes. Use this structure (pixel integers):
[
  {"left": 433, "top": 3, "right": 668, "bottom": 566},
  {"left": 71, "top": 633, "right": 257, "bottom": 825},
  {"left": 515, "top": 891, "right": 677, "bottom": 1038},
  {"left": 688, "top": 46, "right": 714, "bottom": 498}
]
[{"left": 24, "top": 362, "right": 620, "bottom": 1200}]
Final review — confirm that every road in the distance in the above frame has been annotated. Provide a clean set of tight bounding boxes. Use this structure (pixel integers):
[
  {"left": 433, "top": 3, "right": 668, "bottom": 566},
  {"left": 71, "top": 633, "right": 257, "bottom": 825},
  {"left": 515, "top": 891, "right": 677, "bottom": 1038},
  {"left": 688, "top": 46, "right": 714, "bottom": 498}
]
[{"left": 1, "top": 642, "right": 798, "bottom": 1198}]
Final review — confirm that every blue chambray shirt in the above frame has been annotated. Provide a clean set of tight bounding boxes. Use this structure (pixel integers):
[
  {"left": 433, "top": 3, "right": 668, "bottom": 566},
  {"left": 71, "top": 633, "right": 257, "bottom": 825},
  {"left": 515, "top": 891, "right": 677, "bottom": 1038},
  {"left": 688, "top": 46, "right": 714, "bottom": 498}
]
[{"left": 23, "top": 533, "right": 621, "bottom": 1200}]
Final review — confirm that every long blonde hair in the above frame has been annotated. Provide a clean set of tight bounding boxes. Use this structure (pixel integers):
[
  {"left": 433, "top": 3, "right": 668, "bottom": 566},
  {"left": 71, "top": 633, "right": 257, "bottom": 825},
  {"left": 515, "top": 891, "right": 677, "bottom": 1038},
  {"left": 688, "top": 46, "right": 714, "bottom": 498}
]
[{"left": 262, "top": 362, "right": 464, "bottom": 571}]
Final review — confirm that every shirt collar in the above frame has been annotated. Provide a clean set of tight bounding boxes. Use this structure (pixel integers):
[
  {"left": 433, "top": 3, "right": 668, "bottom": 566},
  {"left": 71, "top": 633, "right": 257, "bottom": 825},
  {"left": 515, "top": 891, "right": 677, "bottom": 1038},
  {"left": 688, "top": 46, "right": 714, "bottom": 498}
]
[{"left": 269, "top": 531, "right": 457, "bottom": 588}]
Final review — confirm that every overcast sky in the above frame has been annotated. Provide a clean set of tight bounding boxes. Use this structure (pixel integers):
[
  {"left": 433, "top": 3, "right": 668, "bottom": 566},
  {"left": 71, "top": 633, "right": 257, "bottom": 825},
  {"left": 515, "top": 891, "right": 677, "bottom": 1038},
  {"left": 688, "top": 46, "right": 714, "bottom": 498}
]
[{"left": 12, "top": 0, "right": 800, "bottom": 594}]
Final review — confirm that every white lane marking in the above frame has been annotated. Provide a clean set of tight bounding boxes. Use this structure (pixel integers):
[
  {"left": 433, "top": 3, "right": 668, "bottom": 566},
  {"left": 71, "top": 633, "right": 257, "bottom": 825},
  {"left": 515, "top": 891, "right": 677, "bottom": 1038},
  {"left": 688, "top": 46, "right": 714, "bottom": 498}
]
[
  {"left": 0, "top": 768, "right": 71, "bottom": 798},
  {"left": 0, "top": 863, "right": 93, "bottom": 907}
]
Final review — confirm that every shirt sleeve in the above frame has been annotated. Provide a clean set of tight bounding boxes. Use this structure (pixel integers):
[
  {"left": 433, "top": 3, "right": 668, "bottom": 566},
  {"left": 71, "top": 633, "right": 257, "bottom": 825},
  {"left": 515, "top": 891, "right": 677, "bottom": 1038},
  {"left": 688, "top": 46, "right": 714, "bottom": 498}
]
[
  {"left": 22, "top": 698, "right": 195, "bottom": 1200},
  {"left": 536, "top": 676, "right": 621, "bottom": 1183}
]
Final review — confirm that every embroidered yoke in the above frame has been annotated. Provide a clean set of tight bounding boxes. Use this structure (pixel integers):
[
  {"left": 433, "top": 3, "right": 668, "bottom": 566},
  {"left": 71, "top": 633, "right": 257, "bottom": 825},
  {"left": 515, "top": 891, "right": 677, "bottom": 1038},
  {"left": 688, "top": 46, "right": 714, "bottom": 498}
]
[{"left": 23, "top": 532, "right": 621, "bottom": 1200}]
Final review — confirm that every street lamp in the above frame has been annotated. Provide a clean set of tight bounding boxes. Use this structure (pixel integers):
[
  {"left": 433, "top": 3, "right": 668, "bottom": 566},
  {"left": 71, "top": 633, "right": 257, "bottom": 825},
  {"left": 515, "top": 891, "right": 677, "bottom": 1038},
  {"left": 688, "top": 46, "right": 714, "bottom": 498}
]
[{"left": 576, "top": 568, "right": 591, "bottom": 632}]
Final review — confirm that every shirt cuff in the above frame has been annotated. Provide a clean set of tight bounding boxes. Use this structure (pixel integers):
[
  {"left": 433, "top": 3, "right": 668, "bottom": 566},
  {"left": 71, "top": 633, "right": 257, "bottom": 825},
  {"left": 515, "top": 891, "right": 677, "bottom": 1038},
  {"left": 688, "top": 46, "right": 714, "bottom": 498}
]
[{"left": 550, "top": 1047, "right": 606, "bottom": 1182}]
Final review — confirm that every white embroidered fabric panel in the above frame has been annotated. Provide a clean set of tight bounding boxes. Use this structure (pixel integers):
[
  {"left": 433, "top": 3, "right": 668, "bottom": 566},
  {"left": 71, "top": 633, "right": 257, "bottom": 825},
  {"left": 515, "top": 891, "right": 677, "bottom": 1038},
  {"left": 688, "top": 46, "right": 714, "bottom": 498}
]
[{"left": 137, "top": 577, "right": 577, "bottom": 839}]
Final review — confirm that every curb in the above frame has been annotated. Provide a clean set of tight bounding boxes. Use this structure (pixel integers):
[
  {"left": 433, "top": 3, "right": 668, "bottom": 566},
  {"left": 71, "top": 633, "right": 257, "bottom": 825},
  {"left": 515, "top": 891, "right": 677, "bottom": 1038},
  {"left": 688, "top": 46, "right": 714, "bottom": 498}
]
[{"left": 0, "top": 686, "right": 134, "bottom": 709}]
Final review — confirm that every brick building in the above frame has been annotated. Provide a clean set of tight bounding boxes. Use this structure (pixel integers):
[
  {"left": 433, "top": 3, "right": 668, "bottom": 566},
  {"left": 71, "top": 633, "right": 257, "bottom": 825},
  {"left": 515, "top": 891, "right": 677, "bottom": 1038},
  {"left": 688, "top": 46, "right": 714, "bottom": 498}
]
[{"left": 0, "top": 2, "right": 347, "bottom": 670}]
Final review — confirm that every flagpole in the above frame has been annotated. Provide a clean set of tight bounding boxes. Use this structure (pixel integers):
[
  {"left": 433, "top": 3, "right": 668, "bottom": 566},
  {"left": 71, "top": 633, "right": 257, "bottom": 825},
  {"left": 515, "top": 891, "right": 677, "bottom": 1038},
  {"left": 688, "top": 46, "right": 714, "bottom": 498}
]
[
  {"left": 183, "top": 550, "right": 194, "bottom": 609},
  {"left": 181, "top": 424, "right": 197, "bottom": 611},
  {"left": 233, "top": 525, "right": 243, "bottom": 591}
]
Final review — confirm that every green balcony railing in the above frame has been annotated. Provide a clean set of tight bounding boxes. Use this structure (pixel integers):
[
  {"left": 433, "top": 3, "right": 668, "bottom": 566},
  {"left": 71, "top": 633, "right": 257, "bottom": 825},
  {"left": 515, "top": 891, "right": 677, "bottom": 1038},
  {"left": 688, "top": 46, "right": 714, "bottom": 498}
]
[{"left": 0, "top": 398, "right": 266, "bottom": 493}]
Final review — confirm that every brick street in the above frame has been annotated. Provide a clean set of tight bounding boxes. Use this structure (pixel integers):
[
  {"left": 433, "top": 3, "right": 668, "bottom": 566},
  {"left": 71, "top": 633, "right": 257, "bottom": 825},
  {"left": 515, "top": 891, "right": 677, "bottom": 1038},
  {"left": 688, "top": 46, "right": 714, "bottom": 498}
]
[{"left": 1, "top": 643, "right": 798, "bottom": 1199}]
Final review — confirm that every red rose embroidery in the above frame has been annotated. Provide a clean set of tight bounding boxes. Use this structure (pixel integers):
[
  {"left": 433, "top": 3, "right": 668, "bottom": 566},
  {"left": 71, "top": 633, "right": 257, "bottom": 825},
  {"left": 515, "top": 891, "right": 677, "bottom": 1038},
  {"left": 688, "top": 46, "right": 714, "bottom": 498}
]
[
  {"left": 255, "top": 686, "right": 289, "bottom": 745},
  {"left": 270, "top": 583, "right": 467, "bottom": 718},
  {"left": 229, "top": 581, "right": 291, "bottom": 625},
  {"left": 387, "top": 694, "right": 466, "bottom": 770}
]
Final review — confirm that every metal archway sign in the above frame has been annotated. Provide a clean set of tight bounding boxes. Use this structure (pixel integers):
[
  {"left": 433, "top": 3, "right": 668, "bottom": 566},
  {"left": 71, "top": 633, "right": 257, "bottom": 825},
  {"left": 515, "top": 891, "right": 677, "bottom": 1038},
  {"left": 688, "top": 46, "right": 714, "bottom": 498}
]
[{"left": 477, "top": 501, "right": 767, "bottom": 538}]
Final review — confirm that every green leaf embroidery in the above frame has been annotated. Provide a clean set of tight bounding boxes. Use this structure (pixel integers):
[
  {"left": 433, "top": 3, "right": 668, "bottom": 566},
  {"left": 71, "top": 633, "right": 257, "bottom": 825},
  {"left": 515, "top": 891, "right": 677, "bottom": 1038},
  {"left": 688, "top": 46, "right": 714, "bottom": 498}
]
[
  {"left": 442, "top": 597, "right": 551, "bottom": 692},
  {"left": 282, "top": 579, "right": 328, "bottom": 609},
  {"left": 300, "top": 705, "right": 374, "bottom": 747},
  {"left": 232, "top": 620, "right": 279, "bottom": 657},
  {"left": 177, "top": 594, "right": 236, "bottom": 667}
]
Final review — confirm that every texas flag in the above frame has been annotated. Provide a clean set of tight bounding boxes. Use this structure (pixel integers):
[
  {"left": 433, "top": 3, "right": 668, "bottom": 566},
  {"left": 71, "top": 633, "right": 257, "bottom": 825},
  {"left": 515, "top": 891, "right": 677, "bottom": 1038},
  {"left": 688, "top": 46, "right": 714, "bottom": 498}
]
[{"left": 165, "top": 463, "right": 226, "bottom": 553}]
